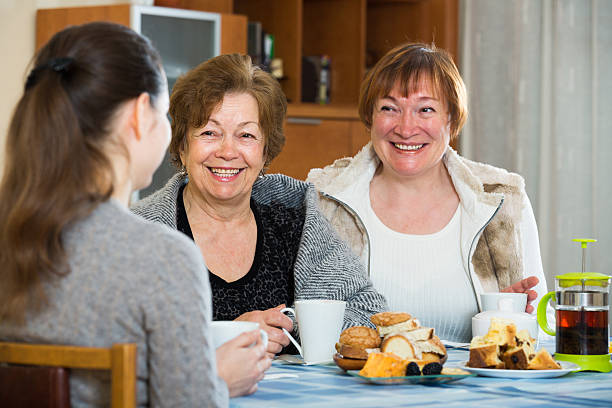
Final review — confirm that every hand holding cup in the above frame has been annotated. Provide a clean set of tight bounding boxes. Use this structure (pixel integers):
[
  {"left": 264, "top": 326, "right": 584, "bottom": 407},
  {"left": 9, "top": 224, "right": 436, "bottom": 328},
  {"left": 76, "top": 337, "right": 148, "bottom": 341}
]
[
  {"left": 235, "top": 304, "right": 293, "bottom": 358},
  {"left": 215, "top": 329, "right": 271, "bottom": 397}
]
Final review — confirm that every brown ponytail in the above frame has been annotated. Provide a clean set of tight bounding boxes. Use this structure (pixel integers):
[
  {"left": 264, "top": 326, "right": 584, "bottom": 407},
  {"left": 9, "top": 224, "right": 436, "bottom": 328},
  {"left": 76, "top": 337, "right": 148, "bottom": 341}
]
[{"left": 0, "top": 22, "right": 164, "bottom": 323}]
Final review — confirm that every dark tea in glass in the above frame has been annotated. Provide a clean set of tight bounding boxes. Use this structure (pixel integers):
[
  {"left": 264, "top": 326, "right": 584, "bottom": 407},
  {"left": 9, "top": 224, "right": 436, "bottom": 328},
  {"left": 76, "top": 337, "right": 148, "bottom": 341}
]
[
  {"left": 556, "top": 308, "right": 609, "bottom": 355},
  {"left": 538, "top": 241, "right": 612, "bottom": 371}
]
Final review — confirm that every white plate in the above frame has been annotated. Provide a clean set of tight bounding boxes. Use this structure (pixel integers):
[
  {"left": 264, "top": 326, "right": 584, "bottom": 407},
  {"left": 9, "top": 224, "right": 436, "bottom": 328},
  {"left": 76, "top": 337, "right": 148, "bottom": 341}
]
[
  {"left": 458, "top": 361, "right": 579, "bottom": 379},
  {"left": 346, "top": 370, "right": 475, "bottom": 385}
]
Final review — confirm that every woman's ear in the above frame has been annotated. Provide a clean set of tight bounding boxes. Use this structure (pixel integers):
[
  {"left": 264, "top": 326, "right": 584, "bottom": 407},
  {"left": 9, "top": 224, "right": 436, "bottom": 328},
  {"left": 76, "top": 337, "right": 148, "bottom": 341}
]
[
  {"left": 131, "top": 92, "right": 152, "bottom": 142},
  {"left": 179, "top": 144, "right": 186, "bottom": 169}
]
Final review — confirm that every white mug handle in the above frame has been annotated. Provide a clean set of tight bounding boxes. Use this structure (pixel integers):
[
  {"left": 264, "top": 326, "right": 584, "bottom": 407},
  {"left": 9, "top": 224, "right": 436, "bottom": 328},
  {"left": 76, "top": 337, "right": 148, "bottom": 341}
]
[{"left": 280, "top": 307, "right": 303, "bottom": 357}]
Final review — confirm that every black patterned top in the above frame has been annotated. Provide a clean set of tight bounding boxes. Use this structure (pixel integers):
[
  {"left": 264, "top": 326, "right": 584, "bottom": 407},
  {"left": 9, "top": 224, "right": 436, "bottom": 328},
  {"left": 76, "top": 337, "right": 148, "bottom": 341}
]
[
  {"left": 132, "top": 173, "right": 388, "bottom": 334},
  {"left": 176, "top": 182, "right": 302, "bottom": 320}
]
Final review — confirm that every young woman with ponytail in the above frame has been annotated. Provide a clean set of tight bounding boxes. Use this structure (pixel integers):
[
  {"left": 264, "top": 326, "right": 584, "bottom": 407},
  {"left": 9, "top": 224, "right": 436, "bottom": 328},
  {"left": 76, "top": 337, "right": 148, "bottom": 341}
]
[{"left": 0, "top": 22, "right": 268, "bottom": 406}]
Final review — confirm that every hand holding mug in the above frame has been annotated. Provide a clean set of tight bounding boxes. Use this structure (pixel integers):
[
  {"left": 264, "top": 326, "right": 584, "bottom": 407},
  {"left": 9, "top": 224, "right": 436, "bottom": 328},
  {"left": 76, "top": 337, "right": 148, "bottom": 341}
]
[
  {"left": 235, "top": 304, "right": 293, "bottom": 358},
  {"left": 216, "top": 329, "right": 271, "bottom": 397},
  {"left": 501, "top": 276, "right": 539, "bottom": 313}
]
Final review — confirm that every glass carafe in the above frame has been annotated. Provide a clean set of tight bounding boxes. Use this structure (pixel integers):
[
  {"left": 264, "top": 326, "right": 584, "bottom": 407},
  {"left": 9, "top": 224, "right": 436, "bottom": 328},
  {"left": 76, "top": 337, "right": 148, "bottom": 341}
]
[
  {"left": 538, "top": 272, "right": 611, "bottom": 371},
  {"left": 554, "top": 274, "right": 608, "bottom": 354}
]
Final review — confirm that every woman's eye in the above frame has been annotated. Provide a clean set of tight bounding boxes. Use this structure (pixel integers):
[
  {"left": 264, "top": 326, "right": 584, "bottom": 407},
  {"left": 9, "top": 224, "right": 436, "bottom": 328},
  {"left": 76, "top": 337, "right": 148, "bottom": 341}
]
[
  {"left": 241, "top": 132, "right": 255, "bottom": 139},
  {"left": 422, "top": 107, "right": 435, "bottom": 113},
  {"left": 201, "top": 130, "right": 215, "bottom": 137},
  {"left": 380, "top": 105, "right": 395, "bottom": 112}
]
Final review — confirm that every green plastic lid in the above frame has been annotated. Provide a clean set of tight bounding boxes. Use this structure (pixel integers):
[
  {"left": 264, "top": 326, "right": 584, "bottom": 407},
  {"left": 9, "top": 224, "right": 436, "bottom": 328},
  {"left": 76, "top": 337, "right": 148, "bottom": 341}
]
[
  {"left": 557, "top": 272, "right": 610, "bottom": 288},
  {"left": 557, "top": 272, "right": 610, "bottom": 280},
  {"left": 572, "top": 238, "right": 597, "bottom": 248}
]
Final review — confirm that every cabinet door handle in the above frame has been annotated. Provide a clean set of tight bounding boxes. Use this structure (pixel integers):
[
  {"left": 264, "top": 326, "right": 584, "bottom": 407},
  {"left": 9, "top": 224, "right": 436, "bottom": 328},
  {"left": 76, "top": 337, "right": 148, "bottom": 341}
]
[{"left": 286, "top": 117, "right": 322, "bottom": 125}]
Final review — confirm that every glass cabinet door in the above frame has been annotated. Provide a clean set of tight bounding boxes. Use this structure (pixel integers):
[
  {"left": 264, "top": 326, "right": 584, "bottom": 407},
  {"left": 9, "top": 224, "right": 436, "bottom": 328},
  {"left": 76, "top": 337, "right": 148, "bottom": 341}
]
[{"left": 132, "top": 6, "right": 220, "bottom": 198}]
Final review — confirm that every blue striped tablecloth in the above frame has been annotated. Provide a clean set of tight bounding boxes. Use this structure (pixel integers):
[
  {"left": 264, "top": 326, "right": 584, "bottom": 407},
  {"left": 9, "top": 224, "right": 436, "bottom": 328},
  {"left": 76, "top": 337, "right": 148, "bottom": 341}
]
[{"left": 230, "top": 341, "right": 612, "bottom": 408}]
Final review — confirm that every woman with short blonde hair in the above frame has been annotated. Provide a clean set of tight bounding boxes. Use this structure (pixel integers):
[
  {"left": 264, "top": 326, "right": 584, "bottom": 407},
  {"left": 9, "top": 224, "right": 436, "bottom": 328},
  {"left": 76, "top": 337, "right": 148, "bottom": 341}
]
[{"left": 308, "top": 43, "right": 547, "bottom": 342}]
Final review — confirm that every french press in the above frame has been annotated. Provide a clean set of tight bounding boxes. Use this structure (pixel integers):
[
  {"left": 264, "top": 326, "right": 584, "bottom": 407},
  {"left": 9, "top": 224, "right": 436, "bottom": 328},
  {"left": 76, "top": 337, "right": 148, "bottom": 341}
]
[{"left": 537, "top": 238, "right": 612, "bottom": 372}]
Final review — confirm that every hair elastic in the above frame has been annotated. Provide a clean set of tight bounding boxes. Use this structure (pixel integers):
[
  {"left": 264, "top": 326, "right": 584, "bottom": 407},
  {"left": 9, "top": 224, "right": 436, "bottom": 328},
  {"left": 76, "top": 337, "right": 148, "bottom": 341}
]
[{"left": 25, "top": 57, "right": 75, "bottom": 91}]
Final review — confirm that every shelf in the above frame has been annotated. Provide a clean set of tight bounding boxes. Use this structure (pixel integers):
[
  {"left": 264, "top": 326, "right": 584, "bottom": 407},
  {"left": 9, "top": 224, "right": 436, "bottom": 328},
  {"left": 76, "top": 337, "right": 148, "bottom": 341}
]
[
  {"left": 368, "top": 0, "right": 423, "bottom": 4},
  {"left": 235, "top": 0, "right": 457, "bottom": 111},
  {"left": 234, "top": 0, "right": 302, "bottom": 104},
  {"left": 287, "top": 103, "right": 359, "bottom": 120},
  {"left": 302, "top": 0, "right": 366, "bottom": 105}
]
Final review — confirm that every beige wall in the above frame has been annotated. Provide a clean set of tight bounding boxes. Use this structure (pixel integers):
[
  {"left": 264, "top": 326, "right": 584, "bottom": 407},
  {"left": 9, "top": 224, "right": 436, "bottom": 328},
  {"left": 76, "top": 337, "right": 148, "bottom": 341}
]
[{"left": 0, "top": 0, "right": 142, "bottom": 175}]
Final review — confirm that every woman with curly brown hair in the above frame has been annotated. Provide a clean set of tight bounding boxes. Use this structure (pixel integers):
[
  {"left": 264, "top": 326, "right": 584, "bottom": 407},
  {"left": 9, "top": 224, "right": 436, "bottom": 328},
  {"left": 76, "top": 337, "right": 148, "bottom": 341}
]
[{"left": 132, "top": 54, "right": 388, "bottom": 358}]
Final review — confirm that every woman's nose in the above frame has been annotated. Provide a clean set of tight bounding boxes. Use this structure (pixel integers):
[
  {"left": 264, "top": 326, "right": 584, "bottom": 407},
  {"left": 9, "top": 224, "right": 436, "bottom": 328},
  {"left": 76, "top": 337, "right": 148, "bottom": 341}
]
[
  {"left": 396, "top": 111, "right": 418, "bottom": 137},
  {"left": 215, "top": 136, "right": 239, "bottom": 160}
]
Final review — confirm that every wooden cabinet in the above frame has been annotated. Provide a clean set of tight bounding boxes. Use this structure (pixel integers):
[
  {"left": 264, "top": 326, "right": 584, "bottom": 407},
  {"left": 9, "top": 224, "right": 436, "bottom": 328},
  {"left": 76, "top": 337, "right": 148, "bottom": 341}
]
[
  {"left": 367, "top": 0, "right": 459, "bottom": 66},
  {"left": 157, "top": 0, "right": 459, "bottom": 179},
  {"left": 234, "top": 0, "right": 458, "bottom": 106},
  {"left": 36, "top": 1, "right": 458, "bottom": 182},
  {"left": 36, "top": 5, "right": 246, "bottom": 55},
  {"left": 268, "top": 104, "right": 370, "bottom": 180},
  {"left": 169, "top": 0, "right": 458, "bottom": 105},
  {"left": 234, "top": 0, "right": 459, "bottom": 179}
]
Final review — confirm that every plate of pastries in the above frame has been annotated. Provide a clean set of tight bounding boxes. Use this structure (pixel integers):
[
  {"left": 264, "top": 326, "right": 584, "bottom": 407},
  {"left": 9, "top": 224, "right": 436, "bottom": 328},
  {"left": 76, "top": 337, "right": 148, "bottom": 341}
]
[
  {"left": 334, "top": 312, "right": 474, "bottom": 385},
  {"left": 460, "top": 318, "right": 578, "bottom": 378}
]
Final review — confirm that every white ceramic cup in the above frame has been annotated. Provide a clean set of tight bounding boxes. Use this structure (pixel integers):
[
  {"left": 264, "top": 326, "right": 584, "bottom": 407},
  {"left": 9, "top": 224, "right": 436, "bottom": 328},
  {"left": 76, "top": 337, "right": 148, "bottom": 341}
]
[
  {"left": 210, "top": 321, "right": 268, "bottom": 350},
  {"left": 472, "top": 298, "right": 539, "bottom": 341},
  {"left": 280, "top": 299, "right": 346, "bottom": 364},
  {"left": 480, "top": 292, "right": 528, "bottom": 313}
]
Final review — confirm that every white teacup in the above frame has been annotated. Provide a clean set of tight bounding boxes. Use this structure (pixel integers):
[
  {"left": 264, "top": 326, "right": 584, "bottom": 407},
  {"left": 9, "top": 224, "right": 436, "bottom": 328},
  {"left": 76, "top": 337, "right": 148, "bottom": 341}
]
[
  {"left": 480, "top": 292, "right": 527, "bottom": 313},
  {"left": 281, "top": 299, "right": 346, "bottom": 364},
  {"left": 210, "top": 321, "right": 268, "bottom": 350},
  {"left": 472, "top": 297, "right": 539, "bottom": 341}
]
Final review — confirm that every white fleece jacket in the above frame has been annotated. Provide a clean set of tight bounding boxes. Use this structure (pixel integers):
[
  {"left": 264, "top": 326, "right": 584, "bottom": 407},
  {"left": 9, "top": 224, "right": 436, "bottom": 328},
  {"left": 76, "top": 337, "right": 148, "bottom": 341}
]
[{"left": 307, "top": 142, "right": 548, "bottom": 313}]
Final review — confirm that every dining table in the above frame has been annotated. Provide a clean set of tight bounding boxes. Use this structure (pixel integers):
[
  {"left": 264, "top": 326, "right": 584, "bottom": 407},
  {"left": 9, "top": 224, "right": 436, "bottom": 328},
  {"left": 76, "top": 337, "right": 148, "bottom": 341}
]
[{"left": 230, "top": 339, "right": 612, "bottom": 407}]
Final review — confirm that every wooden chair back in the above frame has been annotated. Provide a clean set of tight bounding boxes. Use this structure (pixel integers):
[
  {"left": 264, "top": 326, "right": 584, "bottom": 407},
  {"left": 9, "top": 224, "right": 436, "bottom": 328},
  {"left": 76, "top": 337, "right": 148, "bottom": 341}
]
[
  {"left": 0, "top": 364, "right": 70, "bottom": 408},
  {"left": 0, "top": 342, "right": 137, "bottom": 408}
]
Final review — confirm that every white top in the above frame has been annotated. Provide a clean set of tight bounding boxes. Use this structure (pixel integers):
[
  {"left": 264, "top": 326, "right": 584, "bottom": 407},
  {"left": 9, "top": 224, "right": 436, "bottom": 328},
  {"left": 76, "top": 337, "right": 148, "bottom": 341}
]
[{"left": 343, "top": 176, "right": 479, "bottom": 342}]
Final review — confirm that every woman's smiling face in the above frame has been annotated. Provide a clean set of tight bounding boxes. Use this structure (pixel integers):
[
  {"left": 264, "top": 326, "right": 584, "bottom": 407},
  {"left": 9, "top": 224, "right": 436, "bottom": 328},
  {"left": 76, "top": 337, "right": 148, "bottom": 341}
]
[
  {"left": 181, "top": 92, "right": 265, "bottom": 205},
  {"left": 370, "top": 77, "right": 451, "bottom": 179}
]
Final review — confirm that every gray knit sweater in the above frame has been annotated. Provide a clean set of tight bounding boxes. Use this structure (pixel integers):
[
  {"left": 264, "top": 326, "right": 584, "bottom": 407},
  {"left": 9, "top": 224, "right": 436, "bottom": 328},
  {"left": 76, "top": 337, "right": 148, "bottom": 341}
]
[
  {"left": 0, "top": 200, "right": 228, "bottom": 407},
  {"left": 131, "top": 173, "right": 388, "bottom": 329}
]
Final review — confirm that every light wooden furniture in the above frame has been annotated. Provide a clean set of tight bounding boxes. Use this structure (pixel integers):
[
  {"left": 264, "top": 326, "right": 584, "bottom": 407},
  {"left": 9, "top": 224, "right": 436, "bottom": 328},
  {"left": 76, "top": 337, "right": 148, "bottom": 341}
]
[
  {"left": 155, "top": 0, "right": 234, "bottom": 14},
  {"left": 36, "top": 1, "right": 458, "bottom": 181},
  {"left": 152, "top": 0, "right": 460, "bottom": 179},
  {"left": 233, "top": 0, "right": 459, "bottom": 179},
  {"left": 0, "top": 364, "right": 70, "bottom": 408},
  {"left": 35, "top": 5, "right": 246, "bottom": 54},
  {"left": 268, "top": 104, "right": 369, "bottom": 179},
  {"left": 0, "top": 342, "right": 137, "bottom": 408},
  {"left": 233, "top": 0, "right": 459, "bottom": 105}
]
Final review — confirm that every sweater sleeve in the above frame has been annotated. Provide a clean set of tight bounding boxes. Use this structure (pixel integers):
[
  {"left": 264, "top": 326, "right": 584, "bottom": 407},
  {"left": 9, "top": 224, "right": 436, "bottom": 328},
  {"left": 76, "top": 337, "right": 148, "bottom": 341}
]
[
  {"left": 293, "top": 188, "right": 388, "bottom": 329},
  {"left": 144, "top": 231, "right": 229, "bottom": 408}
]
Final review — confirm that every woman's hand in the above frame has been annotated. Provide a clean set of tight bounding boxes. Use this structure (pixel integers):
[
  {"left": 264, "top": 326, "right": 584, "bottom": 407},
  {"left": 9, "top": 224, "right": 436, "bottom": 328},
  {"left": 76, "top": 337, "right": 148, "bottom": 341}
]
[
  {"left": 216, "top": 329, "right": 271, "bottom": 397},
  {"left": 235, "top": 304, "right": 293, "bottom": 358},
  {"left": 502, "top": 276, "right": 540, "bottom": 313}
]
